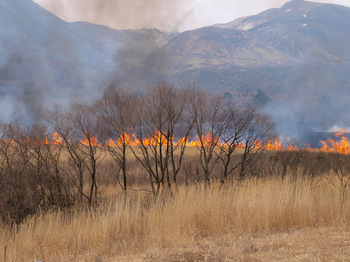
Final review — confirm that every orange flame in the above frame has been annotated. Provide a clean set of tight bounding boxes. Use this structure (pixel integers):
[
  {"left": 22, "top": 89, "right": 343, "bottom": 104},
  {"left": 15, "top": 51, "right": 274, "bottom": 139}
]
[
  {"left": 80, "top": 133, "right": 101, "bottom": 147},
  {"left": 12, "top": 129, "right": 350, "bottom": 155},
  {"left": 320, "top": 135, "right": 350, "bottom": 154},
  {"left": 105, "top": 133, "right": 136, "bottom": 147},
  {"left": 187, "top": 133, "right": 222, "bottom": 147},
  {"left": 176, "top": 137, "right": 188, "bottom": 147},
  {"left": 53, "top": 132, "right": 63, "bottom": 145},
  {"left": 263, "top": 139, "right": 283, "bottom": 151},
  {"left": 254, "top": 140, "right": 262, "bottom": 149}
]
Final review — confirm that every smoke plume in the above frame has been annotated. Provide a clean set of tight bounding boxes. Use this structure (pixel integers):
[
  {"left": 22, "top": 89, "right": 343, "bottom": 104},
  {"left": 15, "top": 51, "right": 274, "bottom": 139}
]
[{"left": 35, "top": 0, "right": 196, "bottom": 32}]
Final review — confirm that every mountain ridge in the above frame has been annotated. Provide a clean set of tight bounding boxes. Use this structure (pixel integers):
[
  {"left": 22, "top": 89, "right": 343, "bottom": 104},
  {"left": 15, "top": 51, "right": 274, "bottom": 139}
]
[{"left": 214, "top": 0, "right": 350, "bottom": 60}]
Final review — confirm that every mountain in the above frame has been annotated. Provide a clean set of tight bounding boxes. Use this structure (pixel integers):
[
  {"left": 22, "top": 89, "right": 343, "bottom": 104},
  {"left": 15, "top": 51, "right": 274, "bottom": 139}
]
[
  {"left": 0, "top": 0, "right": 114, "bottom": 81},
  {"left": 216, "top": 0, "right": 350, "bottom": 60},
  {"left": 69, "top": 22, "right": 174, "bottom": 55},
  {"left": 164, "top": 27, "right": 295, "bottom": 72},
  {"left": 163, "top": 0, "right": 350, "bottom": 91},
  {"left": 168, "top": 0, "right": 350, "bottom": 91},
  {"left": 2, "top": 0, "right": 350, "bottom": 135}
]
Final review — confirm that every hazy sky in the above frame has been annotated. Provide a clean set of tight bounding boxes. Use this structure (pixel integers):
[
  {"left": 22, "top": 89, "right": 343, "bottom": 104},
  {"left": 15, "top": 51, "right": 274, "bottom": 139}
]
[{"left": 33, "top": 0, "right": 350, "bottom": 31}]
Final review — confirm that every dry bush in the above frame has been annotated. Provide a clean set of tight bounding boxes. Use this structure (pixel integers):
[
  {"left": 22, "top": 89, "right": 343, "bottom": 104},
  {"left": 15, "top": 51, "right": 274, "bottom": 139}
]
[{"left": 0, "top": 123, "right": 76, "bottom": 224}]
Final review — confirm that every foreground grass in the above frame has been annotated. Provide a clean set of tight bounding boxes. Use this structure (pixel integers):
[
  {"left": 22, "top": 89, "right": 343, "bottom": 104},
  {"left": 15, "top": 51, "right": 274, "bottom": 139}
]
[
  {"left": 1, "top": 175, "right": 350, "bottom": 261},
  {"left": 128, "top": 226, "right": 350, "bottom": 261}
]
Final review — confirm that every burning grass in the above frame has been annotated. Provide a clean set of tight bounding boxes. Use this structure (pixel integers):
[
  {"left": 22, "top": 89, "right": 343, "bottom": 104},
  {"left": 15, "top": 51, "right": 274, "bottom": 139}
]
[
  {"left": 1, "top": 174, "right": 349, "bottom": 261},
  {"left": 31, "top": 128, "right": 350, "bottom": 154}
]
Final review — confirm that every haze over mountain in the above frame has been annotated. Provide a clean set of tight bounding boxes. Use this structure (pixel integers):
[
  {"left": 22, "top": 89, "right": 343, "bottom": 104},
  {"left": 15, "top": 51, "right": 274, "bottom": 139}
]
[
  {"left": 0, "top": 0, "right": 172, "bottom": 123},
  {"left": 1, "top": 0, "right": 350, "bottom": 138},
  {"left": 0, "top": 0, "right": 115, "bottom": 123}
]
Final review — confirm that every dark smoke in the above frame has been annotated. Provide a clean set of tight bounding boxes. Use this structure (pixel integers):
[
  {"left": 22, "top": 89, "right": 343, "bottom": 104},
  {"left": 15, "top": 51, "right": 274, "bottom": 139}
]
[
  {"left": 105, "top": 31, "right": 170, "bottom": 93},
  {"left": 72, "top": 0, "right": 194, "bottom": 94},
  {"left": 0, "top": 0, "right": 194, "bottom": 126},
  {"left": 0, "top": 0, "right": 117, "bottom": 125},
  {"left": 0, "top": 53, "right": 48, "bottom": 125},
  {"left": 0, "top": 34, "right": 80, "bottom": 126}
]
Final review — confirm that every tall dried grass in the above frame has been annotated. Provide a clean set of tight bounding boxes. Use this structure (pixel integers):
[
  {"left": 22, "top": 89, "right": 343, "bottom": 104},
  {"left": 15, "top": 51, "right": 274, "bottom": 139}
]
[{"left": 0, "top": 173, "right": 349, "bottom": 261}]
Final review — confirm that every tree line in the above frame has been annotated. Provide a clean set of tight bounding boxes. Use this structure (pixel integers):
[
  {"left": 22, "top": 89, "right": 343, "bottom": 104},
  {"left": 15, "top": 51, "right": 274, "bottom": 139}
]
[{"left": 5, "top": 83, "right": 349, "bottom": 224}]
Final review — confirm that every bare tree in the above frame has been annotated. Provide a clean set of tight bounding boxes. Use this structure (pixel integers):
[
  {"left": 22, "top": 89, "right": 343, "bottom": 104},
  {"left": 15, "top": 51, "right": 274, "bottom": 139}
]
[
  {"left": 45, "top": 106, "right": 86, "bottom": 201},
  {"left": 216, "top": 105, "right": 253, "bottom": 181},
  {"left": 329, "top": 153, "right": 350, "bottom": 208},
  {"left": 0, "top": 123, "right": 36, "bottom": 223},
  {"left": 0, "top": 123, "right": 50, "bottom": 223},
  {"left": 187, "top": 87, "right": 225, "bottom": 186},
  {"left": 45, "top": 104, "right": 104, "bottom": 206},
  {"left": 129, "top": 83, "right": 193, "bottom": 194},
  {"left": 25, "top": 125, "right": 74, "bottom": 207},
  {"left": 0, "top": 123, "right": 21, "bottom": 177},
  {"left": 95, "top": 89, "right": 134, "bottom": 191},
  {"left": 71, "top": 104, "right": 105, "bottom": 205},
  {"left": 238, "top": 107, "right": 274, "bottom": 180},
  {"left": 168, "top": 85, "right": 194, "bottom": 185}
]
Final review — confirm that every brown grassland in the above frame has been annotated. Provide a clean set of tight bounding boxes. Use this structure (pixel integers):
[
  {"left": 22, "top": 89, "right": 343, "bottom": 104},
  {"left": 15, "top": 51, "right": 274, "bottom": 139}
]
[{"left": 1, "top": 170, "right": 350, "bottom": 261}]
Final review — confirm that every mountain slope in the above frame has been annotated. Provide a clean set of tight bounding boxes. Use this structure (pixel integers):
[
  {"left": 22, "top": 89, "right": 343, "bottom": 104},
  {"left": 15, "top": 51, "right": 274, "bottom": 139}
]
[
  {"left": 68, "top": 22, "right": 174, "bottom": 55},
  {"left": 0, "top": 0, "right": 117, "bottom": 123},
  {"left": 2, "top": 0, "right": 350, "bottom": 134},
  {"left": 164, "top": 27, "right": 295, "bottom": 72},
  {"left": 216, "top": 0, "right": 350, "bottom": 60}
]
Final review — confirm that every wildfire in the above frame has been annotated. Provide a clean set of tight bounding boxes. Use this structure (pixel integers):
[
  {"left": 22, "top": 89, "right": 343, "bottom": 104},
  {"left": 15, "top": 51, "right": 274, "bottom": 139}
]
[
  {"left": 18, "top": 129, "right": 350, "bottom": 155},
  {"left": 320, "top": 130, "right": 350, "bottom": 154},
  {"left": 105, "top": 133, "right": 137, "bottom": 147},
  {"left": 80, "top": 133, "right": 100, "bottom": 147},
  {"left": 105, "top": 132, "right": 222, "bottom": 148},
  {"left": 53, "top": 132, "right": 63, "bottom": 145},
  {"left": 188, "top": 133, "right": 222, "bottom": 147},
  {"left": 264, "top": 139, "right": 283, "bottom": 151}
]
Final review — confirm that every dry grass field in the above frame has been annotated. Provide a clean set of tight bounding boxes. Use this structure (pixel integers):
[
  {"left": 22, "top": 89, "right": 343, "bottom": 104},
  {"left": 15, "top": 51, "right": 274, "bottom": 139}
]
[{"left": 1, "top": 173, "right": 349, "bottom": 261}]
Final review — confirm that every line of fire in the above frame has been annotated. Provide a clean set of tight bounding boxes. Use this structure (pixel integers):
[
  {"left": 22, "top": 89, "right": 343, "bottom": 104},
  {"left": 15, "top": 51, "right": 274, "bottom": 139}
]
[{"left": 19, "top": 129, "right": 350, "bottom": 155}]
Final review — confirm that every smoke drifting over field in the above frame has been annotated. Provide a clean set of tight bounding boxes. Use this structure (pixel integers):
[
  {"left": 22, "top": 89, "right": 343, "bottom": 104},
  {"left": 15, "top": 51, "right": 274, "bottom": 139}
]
[{"left": 262, "top": 62, "right": 350, "bottom": 142}]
